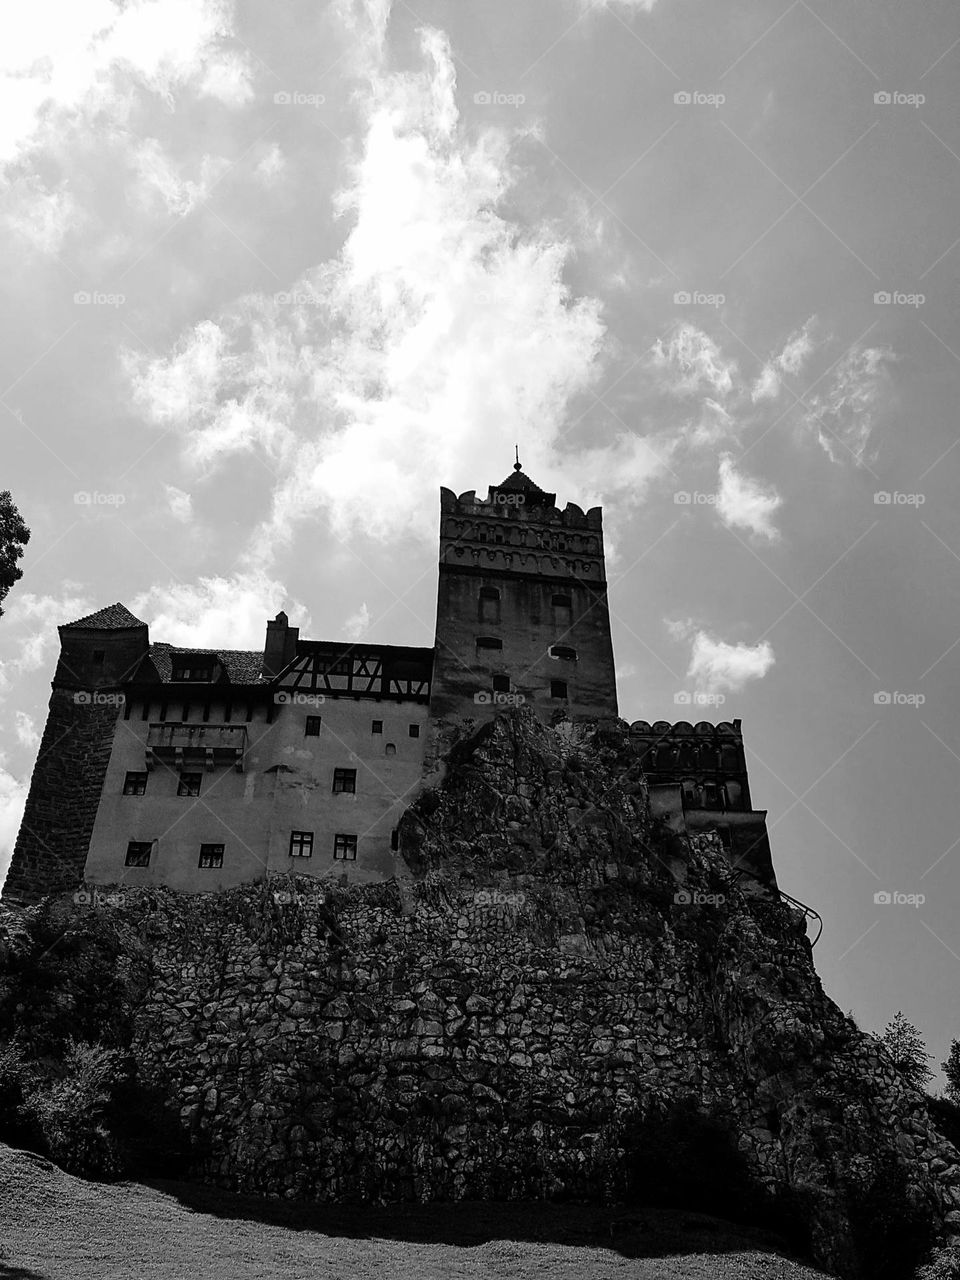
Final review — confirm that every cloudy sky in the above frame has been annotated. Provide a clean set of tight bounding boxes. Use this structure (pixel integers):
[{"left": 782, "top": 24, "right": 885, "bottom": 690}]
[{"left": 2, "top": 0, "right": 960, "bottom": 1080}]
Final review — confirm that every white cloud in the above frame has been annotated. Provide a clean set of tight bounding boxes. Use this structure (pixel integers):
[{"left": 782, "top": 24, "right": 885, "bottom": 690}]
[
  {"left": 130, "top": 571, "right": 311, "bottom": 649},
  {"left": 0, "top": 762, "right": 29, "bottom": 890},
  {"left": 125, "top": 18, "right": 634, "bottom": 552},
  {"left": 804, "top": 346, "right": 894, "bottom": 466},
  {"left": 0, "top": 588, "right": 93, "bottom": 689},
  {"left": 14, "top": 712, "right": 39, "bottom": 751},
  {"left": 578, "top": 0, "right": 658, "bottom": 11},
  {"left": 0, "top": 0, "right": 251, "bottom": 251},
  {"left": 652, "top": 323, "right": 738, "bottom": 399},
  {"left": 687, "top": 631, "right": 775, "bottom": 695},
  {"left": 752, "top": 317, "right": 817, "bottom": 402},
  {"left": 343, "top": 603, "right": 371, "bottom": 640},
  {"left": 716, "top": 454, "right": 782, "bottom": 541},
  {"left": 164, "top": 485, "right": 194, "bottom": 523}
]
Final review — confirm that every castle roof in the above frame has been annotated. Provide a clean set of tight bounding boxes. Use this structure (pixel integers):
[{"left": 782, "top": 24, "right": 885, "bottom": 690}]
[
  {"left": 61, "top": 602, "right": 146, "bottom": 630},
  {"left": 144, "top": 643, "right": 265, "bottom": 685},
  {"left": 490, "top": 465, "right": 556, "bottom": 507}
]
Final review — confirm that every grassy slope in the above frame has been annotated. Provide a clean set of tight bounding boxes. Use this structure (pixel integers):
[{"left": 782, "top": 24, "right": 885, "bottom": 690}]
[{"left": 0, "top": 1144, "right": 834, "bottom": 1280}]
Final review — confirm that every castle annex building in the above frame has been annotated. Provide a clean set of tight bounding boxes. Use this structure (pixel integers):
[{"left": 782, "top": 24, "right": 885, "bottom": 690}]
[{"left": 2, "top": 466, "right": 775, "bottom": 903}]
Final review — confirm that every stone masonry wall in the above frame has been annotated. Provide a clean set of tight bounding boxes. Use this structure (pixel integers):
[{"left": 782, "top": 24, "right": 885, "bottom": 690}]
[
  {"left": 3, "top": 689, "right": 121, "bottom": 904},
  {"left": 5, "top": 708, "right": 960, "bottom": 1279}
]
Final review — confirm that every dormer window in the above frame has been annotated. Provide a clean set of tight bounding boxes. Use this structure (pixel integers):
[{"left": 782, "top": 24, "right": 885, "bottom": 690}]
[{"left": 171, "top": 655, "right": 214, "bottom": 682}]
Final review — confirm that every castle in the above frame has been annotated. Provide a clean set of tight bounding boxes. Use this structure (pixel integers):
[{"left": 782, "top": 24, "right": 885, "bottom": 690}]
[{"left": 1, "top": 463, "right": 775, "bottom": 903}]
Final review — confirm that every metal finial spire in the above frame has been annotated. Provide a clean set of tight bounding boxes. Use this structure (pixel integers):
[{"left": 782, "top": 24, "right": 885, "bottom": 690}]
[{"left": 514, "top": 444, "right": 522, "bottom": 472}]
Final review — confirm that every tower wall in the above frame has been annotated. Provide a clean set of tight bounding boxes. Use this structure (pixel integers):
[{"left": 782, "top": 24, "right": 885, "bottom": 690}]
[{"left": 430, "top": 485, "right": 619, "bottom": 722}]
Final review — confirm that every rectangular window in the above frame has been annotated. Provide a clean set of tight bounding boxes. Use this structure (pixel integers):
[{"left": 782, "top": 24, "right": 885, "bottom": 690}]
[
  {"left": 371, "top": 719, "right": 383, "bottom": 734},
  {"left": 334, "top": 833, "right": 358, "bottom": 861},
  {"left": 492, "top": 675, "right": 510, "bottom": 693},
  {"left": 551, "top": 680, "right": 568, "bottom": 700},
  {"left": 476, "top": 636, "right": 503, "bottom": 651},
  {"left": 408, "top": 724, "right": 420, "bottom": 738},
  {"left": 198, "top": 843, "right": 224, "bottom": 869},
  {"left": 125, "top": 841, "right": 152, "bottom": 867},
  {"left": 305, "top": 716, "right": 322, "bottom": 737},
  {"left": 123, "top": 771, "right": 147, "bottom": 796},
  {"left": 289, "top": 830, "right": 313, "bottom": 858},
  {"left": 177, "top": 772, "right": 202, "bottom": 797},
  {"left": 92, "top": 648, "right": 105, "bottom": 666},
  {"left": 333, "top": 767, "right": 357, "bottom": 794},
  {"left": 172, "top": 664, "right": 213, "bottom": 682}
]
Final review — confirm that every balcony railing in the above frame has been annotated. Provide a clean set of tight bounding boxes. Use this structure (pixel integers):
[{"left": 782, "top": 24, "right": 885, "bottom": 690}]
[{"left": 145, "top": 723, "right": 247, "bottom": 772}]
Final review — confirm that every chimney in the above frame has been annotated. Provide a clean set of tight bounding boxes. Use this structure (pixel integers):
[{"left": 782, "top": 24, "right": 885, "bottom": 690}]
[{"left": 262, "top": 611, "right": 298, "bottom": 678}]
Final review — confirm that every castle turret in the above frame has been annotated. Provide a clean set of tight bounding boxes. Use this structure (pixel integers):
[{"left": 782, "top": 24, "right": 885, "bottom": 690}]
[
  {"left": 2, "top": 603, "right": 148, "bottom": 903},
  {"left": 430, "top": 461, "right": 619, "bottom": 723}
]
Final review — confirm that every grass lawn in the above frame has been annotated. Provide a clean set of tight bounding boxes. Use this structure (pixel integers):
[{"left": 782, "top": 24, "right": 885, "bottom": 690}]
[{"left": 0, "top": 1143, "right": 835, "bottom": 1280}]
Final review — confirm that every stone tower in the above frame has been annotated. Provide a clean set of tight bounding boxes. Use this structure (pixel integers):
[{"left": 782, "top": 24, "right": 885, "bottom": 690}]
[{"left": 429, "top": 461, "right": 619, "bottom": 723}]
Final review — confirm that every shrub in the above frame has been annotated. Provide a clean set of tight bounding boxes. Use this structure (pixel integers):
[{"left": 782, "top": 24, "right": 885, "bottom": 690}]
[
  {"left": 915, "top": 1243, "right": 960, "bottom": 1280},
  {"left": 845, "top": 1152, "right": 935, "bottom": 1280},
  {"left": 24, "top": 1038, "right": 124, "bottom": 1178}
]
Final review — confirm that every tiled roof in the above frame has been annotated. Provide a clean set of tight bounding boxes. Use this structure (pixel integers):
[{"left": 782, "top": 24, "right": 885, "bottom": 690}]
[
  {"left": 143, "top": 643, "right": 265, "bottom": 685},
  {"left": 61, "top": 603, "right": 146, "bottom": 630},
  {"left": 493, "top": 468, "right": 556, "bottom": 505}
]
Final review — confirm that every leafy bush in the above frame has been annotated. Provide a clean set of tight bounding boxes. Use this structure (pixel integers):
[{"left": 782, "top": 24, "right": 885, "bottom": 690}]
[
  {"left": 24, "top": 1038, "right": 124, "bottom": 1178},
  {"left": 915, "top": 1243, "right": 960, "bottom": 1280},
  {"left": 845, "top": 1152, "right": 935, "bottom": 1280}
]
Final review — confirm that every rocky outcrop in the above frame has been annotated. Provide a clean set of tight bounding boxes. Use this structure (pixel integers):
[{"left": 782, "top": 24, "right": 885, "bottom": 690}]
[{"left": 2, "top": 708, "right": 958, "bottom": 1279}]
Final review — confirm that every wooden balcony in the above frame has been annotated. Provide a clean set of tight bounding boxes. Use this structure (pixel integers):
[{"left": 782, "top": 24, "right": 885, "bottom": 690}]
[{"left": 145, "top": 723, "right": 247, "bottom": 772}]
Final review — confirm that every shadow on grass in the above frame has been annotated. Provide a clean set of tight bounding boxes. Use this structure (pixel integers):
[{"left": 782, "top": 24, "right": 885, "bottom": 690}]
[{"left": 148, "top": 1180, "right": 833, "bottom": 1273}]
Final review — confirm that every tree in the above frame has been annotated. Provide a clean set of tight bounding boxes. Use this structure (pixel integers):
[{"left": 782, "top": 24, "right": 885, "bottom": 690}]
[
  {"left": 880, "top": 1011, "right": 933, "bottom": 1091},
  {"left": 942, "top": 1040, "right": 960, "bottom": 1104},
  {"left": 0, "top": 491, "right": 29, "bottom": 618}
]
